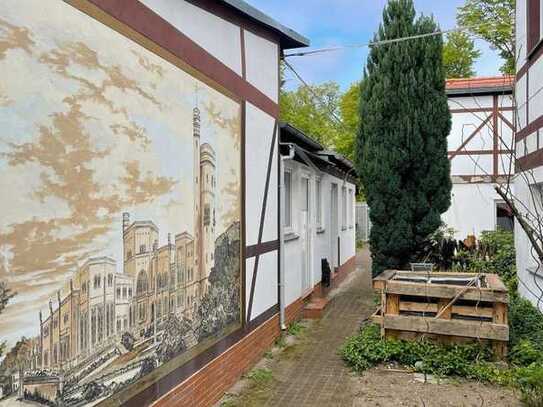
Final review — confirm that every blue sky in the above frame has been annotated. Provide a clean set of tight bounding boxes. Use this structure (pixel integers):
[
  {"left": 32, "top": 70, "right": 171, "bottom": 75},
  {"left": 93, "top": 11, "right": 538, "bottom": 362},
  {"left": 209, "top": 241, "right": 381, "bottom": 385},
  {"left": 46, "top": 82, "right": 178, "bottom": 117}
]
[{"left": 247, "top": 0, "right": 503, "bottom": 90}]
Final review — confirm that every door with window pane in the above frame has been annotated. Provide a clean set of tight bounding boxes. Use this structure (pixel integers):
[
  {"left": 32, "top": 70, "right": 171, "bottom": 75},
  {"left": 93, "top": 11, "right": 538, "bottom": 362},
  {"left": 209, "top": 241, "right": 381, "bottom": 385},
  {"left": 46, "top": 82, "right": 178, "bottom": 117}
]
[
  {"left": 300, "top": 176, "right": 311, "bottom": 293},
  {"left": 330, "top": 183, "right": 339, "bottom": 268}
]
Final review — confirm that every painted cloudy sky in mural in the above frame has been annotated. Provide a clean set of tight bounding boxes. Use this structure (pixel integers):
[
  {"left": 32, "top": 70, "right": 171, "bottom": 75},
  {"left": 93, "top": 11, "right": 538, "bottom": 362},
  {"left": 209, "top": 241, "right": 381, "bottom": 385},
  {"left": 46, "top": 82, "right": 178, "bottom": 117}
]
[{"left": 0, "top": 0, "right": 241, "bottom": 350}]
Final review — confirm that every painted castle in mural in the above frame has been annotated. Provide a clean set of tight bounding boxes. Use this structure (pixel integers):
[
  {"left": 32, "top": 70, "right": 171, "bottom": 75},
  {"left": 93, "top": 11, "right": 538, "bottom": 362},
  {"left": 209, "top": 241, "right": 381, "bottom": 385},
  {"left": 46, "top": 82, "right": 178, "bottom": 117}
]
[
  {"left": 0, "top": 107, "right": 241, "bottom": 407},
  {"left": 0, "top": 1, "right": 243, "bottom": 404},
  {"left": 36, "top": 108, "right": 216, "bottom": 369}
]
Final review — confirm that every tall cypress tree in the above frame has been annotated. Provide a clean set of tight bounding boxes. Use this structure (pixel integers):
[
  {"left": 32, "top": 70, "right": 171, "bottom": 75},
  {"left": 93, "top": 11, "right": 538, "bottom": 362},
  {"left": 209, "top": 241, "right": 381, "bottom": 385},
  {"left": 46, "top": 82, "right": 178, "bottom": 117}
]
[{"left": 356, "top": 0, "right": 452, "bottom": 275}]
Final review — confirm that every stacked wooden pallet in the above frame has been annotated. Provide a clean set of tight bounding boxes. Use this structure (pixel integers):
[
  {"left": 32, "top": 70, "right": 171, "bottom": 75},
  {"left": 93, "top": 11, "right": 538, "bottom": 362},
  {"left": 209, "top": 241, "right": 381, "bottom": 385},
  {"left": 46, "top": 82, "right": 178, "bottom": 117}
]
[{"left": 372, "top": 270, "right": 509, "bottom": 358}]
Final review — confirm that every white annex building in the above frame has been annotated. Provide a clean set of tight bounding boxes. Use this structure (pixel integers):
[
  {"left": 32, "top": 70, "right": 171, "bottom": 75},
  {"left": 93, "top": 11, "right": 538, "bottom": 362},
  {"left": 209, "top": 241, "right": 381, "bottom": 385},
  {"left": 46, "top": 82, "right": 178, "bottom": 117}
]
[{"left": 442, "top": 76, "right": 515, "bottom": 240}]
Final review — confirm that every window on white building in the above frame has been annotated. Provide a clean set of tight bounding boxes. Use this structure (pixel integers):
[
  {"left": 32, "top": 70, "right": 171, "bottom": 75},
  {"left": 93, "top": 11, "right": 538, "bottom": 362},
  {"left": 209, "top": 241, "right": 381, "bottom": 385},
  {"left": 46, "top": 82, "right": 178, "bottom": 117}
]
[
  {"left": 316, "top": 178, "right": 323, "bottom": 229},
  {"left": 284, "top": 170, "right": 292, "bottom": 229}
]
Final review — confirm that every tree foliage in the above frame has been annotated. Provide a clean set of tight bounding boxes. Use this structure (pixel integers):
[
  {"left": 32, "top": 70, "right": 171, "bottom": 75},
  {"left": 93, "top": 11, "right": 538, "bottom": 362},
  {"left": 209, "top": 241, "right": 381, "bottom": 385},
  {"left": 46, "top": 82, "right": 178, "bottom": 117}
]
[
  {"left": 443, "top": 31, "right": 481, "bottom": 78},
  {"left": 337, "top": 82, "right": 362, "bottom": 161},
  {"left": 356, "top": 0, "right": 452, "bottom": 275},
  {"left": 280, "top": 81, "right": 343, "bottom": 146},
  {"left": 0, "top": 281, "right": 14, "bottom": 315},
  {"left": 0, "top": 282, "right": 14, "bottom": 359},
  {"left": 457, "top": 0, "right": 515, "bottom": 74},
  {"left": 279, "top": 80, "right": 359, "bottom": 161},
  {"left": 155, "top": 314, "right": 192, "bottom": 364},
  {"left": 0, "top": 337, "right": 32, "bottom": 373}
]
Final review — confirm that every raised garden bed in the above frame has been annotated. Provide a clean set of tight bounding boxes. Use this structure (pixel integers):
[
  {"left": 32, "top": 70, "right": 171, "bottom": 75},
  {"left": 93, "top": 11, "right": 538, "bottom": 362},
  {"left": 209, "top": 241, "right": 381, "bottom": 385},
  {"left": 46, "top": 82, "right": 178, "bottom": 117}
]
[{"left": 372, "top": 270, "right": 509, "bottom": 358}]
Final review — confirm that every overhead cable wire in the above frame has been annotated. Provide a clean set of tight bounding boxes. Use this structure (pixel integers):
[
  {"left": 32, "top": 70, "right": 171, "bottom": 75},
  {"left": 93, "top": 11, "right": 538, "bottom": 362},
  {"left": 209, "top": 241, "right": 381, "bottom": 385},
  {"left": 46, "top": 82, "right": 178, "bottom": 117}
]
[{"left": 285, "top": 26, "right": 469, "bottom": 58}]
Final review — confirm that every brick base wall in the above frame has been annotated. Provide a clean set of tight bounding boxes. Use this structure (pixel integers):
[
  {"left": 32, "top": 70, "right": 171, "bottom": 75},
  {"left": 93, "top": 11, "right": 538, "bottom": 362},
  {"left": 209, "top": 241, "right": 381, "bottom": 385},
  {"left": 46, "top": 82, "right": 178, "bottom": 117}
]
[
  {"left": 153, "top": 256, "right": 355, "bottom": 407},
  {"left": 153, "top": 300, "right": 303, "bottom": 407}
]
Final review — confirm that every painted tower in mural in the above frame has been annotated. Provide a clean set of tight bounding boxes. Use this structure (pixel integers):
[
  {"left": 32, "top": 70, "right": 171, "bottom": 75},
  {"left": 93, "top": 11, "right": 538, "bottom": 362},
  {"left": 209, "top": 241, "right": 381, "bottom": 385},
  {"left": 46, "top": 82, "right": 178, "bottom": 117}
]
[
  {"left": 193, "top": 107, "right": 217, "bottom": 300},
  {"left": 199, "top": 143, "right": 216, "bottom": 296},
  {"left": 193, "top": 107, "right": 201, "bottom": 306}
]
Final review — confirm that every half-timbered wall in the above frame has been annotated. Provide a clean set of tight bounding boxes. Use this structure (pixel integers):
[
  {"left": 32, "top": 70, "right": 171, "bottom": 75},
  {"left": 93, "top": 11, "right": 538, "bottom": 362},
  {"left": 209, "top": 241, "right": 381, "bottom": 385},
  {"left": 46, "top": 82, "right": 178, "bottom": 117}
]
[
  {"left": 443, "top": 89, "right": 514, "bottom": 239},
  {"left": 514, "top": 0, "right": 543, "bottom": 311},
  {"left": 0, "top": 0, "right": 310, "bottom": 405}
]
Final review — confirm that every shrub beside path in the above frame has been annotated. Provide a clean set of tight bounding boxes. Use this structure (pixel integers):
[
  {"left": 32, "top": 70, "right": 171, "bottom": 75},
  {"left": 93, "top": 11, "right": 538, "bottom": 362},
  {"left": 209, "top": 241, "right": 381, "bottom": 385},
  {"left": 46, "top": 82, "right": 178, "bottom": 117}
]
[{"left": 219, "top": 248, "right": 521, "bottom": 407}]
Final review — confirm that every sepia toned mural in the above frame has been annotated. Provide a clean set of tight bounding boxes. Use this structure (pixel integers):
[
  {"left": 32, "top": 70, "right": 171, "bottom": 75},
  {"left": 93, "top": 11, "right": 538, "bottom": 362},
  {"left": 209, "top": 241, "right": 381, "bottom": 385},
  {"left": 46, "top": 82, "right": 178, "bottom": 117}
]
[{"left": 0, "top": 1, "right": 242, "bottom": 405}]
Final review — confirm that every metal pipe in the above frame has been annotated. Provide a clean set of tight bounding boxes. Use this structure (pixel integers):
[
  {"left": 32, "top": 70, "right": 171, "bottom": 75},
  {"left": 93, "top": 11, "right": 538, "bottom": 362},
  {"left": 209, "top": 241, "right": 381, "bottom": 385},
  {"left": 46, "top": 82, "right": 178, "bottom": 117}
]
[{"left": 279, "top": 143, "right": 295, "bottom": 330}]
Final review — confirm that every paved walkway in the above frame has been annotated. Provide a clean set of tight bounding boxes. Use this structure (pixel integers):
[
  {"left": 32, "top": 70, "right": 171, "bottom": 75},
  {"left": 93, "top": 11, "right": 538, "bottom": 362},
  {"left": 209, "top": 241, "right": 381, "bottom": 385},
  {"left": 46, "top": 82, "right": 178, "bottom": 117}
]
[
  {"left": 263, "top": 248, "right": 374, "bottom": 406},
  {"left": 221, "top": 248, "right": 521, "bottom": 407}
]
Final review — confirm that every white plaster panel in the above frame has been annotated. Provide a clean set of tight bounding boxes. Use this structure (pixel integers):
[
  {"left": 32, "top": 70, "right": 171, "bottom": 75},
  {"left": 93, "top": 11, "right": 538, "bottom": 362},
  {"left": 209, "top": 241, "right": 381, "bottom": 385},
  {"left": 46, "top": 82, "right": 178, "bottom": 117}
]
[
  {"left": 284, "top": 238, "right": 302, "bottom": 305},
  {"left": 497, "top": 153, "right": 513, "bottom": 175},
  {"left": 516, "top": 74, "right": 527, "bottom": 130},
  {"left": 529, "top": 58, "right": 543, "bottom": 124},
  {"left": 498, "top": 94, "right": 514, "bottom": 108},
  {"left": 451, "top": 155, "right": 493, "bottom": 176},
  {"left": 448, "top": 95, "right": 493, "bottom": 111},
  {"left": 245, "top": 102, "right": 276, "bottom": 246},
  {"left": 514, "top": 171, "right": 543, "bottom": 311},
  {"left": 442, "top": 183, "right": 508, "bottom": 239},
  {"left": 244, "top": 30, "right": 279, "bottom": 102},
  {"left": 141, "top": 0, "right": 242, "bottom": 75},
  {"left": 448, "top": 112, "right": 492, "bottom": 151},
  {"left": 497, "top": 110, "right": 515, "bottom": 149},
  {"left": 245, "top": 251, "right": 278, "bottom": 321},
  {"left": 526, "top": 131, "right": 538, "bottom": 155},
  {"left": 261, "top": 137, "right": 278, "bottom": 243}
]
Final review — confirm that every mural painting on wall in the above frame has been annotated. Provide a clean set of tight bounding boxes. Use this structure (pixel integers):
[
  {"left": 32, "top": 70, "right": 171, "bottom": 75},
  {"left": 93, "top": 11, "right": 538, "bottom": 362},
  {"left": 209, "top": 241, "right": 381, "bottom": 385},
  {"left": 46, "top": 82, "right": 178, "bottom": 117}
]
[{"left": 0, "top": 1, "right": 242, "bottom": 405}]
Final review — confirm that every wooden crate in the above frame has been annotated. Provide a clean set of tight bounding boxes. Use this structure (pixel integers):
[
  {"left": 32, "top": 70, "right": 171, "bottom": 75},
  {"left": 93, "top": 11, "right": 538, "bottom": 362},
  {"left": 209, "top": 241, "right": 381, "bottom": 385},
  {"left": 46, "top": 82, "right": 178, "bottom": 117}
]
[{"left": 372, "top": 270, "right": 509, "bottom": 358}]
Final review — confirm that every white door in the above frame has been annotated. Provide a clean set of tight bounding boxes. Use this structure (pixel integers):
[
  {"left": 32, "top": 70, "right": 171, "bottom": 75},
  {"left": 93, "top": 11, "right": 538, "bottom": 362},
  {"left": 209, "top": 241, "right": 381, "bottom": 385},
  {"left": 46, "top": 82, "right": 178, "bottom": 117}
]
[
  {"left": 331, "top": 183, "right": 339, "bottom": 269},
  {"left": 300, "top": 177, "right": 312, "bottom": 293}
]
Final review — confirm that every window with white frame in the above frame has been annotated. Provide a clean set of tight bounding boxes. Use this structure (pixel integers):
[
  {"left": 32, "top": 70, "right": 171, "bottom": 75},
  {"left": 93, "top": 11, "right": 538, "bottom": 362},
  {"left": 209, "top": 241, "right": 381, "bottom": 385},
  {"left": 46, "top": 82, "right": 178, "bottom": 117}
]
[
  {"left": 284, "top": 170, "right": 292, "bottom": 229},
  {"left": 316, "top": 178, "right": 322, "bottom": 229},
  {"left": 341, "top": 186, "right": 347, "bottom": 229}
]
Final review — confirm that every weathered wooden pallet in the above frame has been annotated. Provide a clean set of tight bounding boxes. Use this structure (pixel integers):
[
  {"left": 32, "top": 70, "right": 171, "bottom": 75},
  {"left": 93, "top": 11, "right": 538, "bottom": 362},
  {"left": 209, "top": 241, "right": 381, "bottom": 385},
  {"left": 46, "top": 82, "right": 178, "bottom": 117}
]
[{"left": 372, "top": 270, "right": 509, "bottom": 358}]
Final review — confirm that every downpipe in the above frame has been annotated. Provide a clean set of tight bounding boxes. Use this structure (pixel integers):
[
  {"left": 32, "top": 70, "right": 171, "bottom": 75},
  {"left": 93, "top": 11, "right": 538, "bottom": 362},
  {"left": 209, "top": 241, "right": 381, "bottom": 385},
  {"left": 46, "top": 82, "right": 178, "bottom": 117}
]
[{"left": 279, "top": 143, "right": 295, "bottom": 331}]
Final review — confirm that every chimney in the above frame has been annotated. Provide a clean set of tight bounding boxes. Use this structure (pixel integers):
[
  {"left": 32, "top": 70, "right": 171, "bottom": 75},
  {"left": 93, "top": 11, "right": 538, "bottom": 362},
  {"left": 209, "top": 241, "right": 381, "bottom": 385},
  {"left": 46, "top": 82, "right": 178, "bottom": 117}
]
[{"left": 122, "top": 212, "right": 130, "bottom": 232}]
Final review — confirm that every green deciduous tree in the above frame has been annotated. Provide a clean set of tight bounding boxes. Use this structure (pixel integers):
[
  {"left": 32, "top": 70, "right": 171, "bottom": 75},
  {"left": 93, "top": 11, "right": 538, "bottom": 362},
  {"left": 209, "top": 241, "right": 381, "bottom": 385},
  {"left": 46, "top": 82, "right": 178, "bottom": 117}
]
[
  {"left": 356, "top": 0, "right": 452, "bottom": 275},
  {"left": 443, "top": 31, "right": 481, "bottom": 78},
  {"left": 280, "top": 81, "right": 343, "bottom": 147},
  {"left": 338, "top": 82, "right": 362, "bottom": 161},
  {"left": 279, "top": 80, "right": 360, "bottom": 161},
  {"left": 457, "top": 0, "right": 515, "bottom": 74}
]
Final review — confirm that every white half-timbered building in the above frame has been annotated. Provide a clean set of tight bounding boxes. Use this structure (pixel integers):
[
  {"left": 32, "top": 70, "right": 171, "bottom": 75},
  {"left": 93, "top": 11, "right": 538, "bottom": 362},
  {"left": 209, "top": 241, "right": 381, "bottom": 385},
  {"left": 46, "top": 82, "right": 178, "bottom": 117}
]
[{"left": 443, "top": 76, "right": 515, "bottom": 239}]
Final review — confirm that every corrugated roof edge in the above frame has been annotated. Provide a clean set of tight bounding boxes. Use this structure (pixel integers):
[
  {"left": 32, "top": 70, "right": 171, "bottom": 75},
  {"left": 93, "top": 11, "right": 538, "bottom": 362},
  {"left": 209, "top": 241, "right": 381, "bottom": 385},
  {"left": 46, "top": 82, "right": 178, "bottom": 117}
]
[
  {"left": 219, "top": 0, "right": 310, "bottom": 49},
  {"left": 280, "top": 122, "right": 356, "bottom": 174},
  {"left": 280, "top": 122, "right": 324, "bottom": 151}
]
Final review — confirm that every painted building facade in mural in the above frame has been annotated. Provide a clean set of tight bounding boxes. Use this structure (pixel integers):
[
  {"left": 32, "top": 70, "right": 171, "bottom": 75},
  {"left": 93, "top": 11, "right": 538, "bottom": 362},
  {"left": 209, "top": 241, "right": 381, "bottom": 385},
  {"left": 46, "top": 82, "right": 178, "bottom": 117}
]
[{"left": 0, "top": 1, "right": 241, "bottom": 405}]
